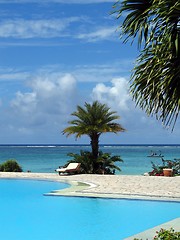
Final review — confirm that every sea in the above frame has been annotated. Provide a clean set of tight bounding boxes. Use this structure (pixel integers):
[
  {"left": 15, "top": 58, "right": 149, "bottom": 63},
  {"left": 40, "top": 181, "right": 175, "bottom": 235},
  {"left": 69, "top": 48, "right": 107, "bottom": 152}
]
[{"left": 0, "top": 144, "right": 179, "bottom": 175}]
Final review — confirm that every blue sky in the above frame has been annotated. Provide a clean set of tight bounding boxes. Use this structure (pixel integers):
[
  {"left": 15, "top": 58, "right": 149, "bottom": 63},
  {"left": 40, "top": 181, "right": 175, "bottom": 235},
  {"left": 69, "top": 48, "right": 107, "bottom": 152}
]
[{"left": 0, "top": 0, "right": 179, "bottom": 145}]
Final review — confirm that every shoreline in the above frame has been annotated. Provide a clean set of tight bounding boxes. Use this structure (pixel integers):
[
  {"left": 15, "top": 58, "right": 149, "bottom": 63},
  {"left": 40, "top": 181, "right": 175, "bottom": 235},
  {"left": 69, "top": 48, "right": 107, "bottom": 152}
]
[{"left": 0, "top": 172, "right": 180, "bottom": 202}]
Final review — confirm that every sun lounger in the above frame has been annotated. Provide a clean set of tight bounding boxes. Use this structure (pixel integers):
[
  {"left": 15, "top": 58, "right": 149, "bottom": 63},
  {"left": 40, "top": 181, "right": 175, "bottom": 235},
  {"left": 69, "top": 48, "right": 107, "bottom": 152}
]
[{"left": 55, "top": 162, "right": 81, "bottom": 175}]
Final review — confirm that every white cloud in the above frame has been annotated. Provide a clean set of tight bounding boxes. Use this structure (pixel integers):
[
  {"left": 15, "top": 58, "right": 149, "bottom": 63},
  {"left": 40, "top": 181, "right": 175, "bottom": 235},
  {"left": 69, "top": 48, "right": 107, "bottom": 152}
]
[
  {"left": 71, "top": 61, "right": 132, "bottom": 82},
  {"left": 0, "top": 19, "right": 118, "bottom": 43},
  {"left": 77, "top": 27, "right": 117, "bottom": 42},
  {"left": 92, "top": 77, "right": 131, "bottom": 111},
  {"left": 0, "top": 18, "right": 118, "bottom": 43},
  {"left": 0, "top": 18, "right": 80, "bottom": 38},
  {"left": 0, "top": 61, "right": 132, "bottom": 84},
  {"left": 4, "top": 73, "right": 79, "bottom": 142},
  {"left": 11, "top": 91, "right": 37, "bottom": 114},
  {"left": 0, "top": 72, "right": 30, "bottom": 81},
  {"left": 10, "top": 73, "right": 78, "bottom": 127}
]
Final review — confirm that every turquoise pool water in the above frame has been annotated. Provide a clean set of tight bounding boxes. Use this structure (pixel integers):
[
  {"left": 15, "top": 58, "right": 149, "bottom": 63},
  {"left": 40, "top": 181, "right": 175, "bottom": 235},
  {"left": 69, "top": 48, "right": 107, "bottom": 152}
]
[{"left": 0, "top": 179, "right": 180, "bottom": 240}]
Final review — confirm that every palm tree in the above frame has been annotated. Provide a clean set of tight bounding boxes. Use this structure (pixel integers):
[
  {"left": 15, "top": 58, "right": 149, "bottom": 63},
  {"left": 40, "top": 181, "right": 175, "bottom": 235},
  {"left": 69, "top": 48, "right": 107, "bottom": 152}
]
[
  {"left": 112, "top": 0, "right": 180, "bottom": 129},
  {"left": 62, "top": 101, "right": 125, "bottom": 161}
]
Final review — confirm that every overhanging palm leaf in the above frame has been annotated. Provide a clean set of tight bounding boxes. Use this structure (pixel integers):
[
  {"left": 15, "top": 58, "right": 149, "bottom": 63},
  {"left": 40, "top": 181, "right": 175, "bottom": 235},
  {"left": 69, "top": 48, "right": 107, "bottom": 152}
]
[
  {"left": 113, "top": 0, "right": 153, "bottom": 46},
  {"left": 113, "top": 0, "right": 180, "bottom": 129}
]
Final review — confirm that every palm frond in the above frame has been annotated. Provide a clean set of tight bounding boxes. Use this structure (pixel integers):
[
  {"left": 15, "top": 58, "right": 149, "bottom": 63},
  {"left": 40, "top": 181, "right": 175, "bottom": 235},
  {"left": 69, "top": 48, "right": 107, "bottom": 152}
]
[{"left": 112, "top": 0, "right": 180, "bottom": 129}]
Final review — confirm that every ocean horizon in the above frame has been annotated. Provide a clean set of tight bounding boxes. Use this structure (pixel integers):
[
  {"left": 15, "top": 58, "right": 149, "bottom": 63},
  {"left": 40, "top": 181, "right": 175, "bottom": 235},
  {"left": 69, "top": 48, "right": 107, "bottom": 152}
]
[
  {"left": 0, "top": 144, "right": 179, "bottom": 175},
  {"left": 0, "top": 143, "right": 179, "bottom": 146}
]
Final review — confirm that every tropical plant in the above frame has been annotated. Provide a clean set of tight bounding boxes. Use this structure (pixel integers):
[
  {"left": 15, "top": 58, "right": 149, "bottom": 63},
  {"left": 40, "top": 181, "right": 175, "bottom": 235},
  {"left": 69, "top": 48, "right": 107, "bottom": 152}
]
[
  {"left": 0, "top": 159, "right": 23, "bottom": 172},
  {"left": 149, "top": 158, "right": 180, "bottom": 176},
  {"left": 112, "top": 0, "right": 180, "bottom": 129},
  {"left": 67, "top": 151, "right": 94, "bottom": 174},
  {"left": 62, "top": 101, "right": 125, "bottom": 160},
  {"left": 96, "top": 151, "right": 123, "bottom": 174},
  {"left": 134, "top": 228, "right": 180, "bottom": 240},
  {"left": 154, "top": 228, "right": 180, "bottom": 240},
  {"left": 149, "top": 160, "right": 165, "bottom": 176},
  {"left": 67, "top": 150, "right": 123, "bottom": 174},
  {"left": 62, "top": 101, "right": 125, "bottom": 174}
]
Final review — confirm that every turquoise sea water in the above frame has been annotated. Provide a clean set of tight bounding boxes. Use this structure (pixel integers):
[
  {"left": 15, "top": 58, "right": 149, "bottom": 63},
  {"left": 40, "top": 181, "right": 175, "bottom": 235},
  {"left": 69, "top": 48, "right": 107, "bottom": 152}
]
[
  {"left": 0, "top": 179, "right": 180, "bottom": 240},
  {"left": 0, "top": 144, "right": 179, "bottom": 174}
]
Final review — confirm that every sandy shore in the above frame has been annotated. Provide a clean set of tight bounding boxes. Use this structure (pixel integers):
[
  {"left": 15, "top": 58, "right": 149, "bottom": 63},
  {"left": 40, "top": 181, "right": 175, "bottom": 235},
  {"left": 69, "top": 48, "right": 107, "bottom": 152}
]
[{"left": 0, "top": 172, "right": 180, "bottom": 201}]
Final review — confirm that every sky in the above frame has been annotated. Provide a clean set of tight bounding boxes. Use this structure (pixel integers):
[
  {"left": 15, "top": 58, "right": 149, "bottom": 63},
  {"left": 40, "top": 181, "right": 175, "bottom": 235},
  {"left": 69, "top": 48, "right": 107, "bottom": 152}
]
[{"left": 0, "top": 0, "right": 179, "bottom": 145}]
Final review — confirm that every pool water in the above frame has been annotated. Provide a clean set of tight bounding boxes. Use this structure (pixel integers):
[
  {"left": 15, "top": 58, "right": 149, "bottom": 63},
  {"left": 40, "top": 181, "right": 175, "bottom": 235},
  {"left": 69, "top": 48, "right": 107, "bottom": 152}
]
[{"left": 0, "top": 179, "right": 180, "bottom": 240}]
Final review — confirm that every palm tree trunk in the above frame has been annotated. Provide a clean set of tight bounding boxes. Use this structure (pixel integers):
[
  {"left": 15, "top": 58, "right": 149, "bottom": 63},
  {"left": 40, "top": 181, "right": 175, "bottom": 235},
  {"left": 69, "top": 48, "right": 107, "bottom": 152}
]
[
  {"left": 90, "top": 134, "right": 100, "bottom": 173},
  {"left": 90, "top": 133, "right": 99, "bottom": 160}
]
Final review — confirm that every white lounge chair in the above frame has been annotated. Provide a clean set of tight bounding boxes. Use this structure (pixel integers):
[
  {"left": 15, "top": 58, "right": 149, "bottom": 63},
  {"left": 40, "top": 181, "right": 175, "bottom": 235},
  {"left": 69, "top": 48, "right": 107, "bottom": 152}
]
[{"left": 55, "top": 163, "right": 81, "bottom": 175}]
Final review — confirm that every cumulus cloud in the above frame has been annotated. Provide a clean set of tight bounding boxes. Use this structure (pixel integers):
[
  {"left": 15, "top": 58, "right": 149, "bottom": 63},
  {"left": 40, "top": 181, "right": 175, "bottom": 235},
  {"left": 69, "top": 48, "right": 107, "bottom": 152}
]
[
  {"left": 10, "top": 73, "right": 77, "bottom": 127},
  {"left": 92, "top": 77, "right": 131, "bottom": 111},
  {"left": 0, "top": 17, "right": 80, "bottom": 38},
  {"left": 11, "top": 91, "right": 37, "bottom": 114}
]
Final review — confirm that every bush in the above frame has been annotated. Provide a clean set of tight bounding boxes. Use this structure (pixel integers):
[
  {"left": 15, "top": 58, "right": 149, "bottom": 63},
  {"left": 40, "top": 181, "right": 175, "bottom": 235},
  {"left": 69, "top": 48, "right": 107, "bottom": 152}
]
[
  {"left": 134, "top": 228, "right": 180, "bottom": 240},
  {"left": 67, "top": 150, "right": 123, "bottom": 174},
  {"left": 154, "top": 228, "right": 180, "bottom": 240},
  {"left": 0, "top": 159, "right": 23, "bottom": 172},
  {"left": 149, "top": 158, "right": 180, "bottom": 176}
]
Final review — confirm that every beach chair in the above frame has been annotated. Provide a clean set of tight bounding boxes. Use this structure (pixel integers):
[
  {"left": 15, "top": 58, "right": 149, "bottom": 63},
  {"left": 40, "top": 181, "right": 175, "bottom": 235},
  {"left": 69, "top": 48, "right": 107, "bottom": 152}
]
[{"left": 55, "top": 162, "right": 81, "bottom": 175}]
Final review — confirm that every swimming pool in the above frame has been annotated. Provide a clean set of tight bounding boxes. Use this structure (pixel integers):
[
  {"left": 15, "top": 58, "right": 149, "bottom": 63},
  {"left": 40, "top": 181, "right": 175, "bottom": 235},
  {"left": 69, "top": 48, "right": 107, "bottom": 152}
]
[{"left": 0, "top": 179, "right": 179, "bottom": 240}]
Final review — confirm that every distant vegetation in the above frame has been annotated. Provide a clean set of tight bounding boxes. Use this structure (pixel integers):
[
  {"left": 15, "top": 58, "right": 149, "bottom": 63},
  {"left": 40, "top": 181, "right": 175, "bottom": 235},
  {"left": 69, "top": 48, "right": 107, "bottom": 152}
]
[{"left": 0, "top": 159, "right": 23, "bottom": 172}]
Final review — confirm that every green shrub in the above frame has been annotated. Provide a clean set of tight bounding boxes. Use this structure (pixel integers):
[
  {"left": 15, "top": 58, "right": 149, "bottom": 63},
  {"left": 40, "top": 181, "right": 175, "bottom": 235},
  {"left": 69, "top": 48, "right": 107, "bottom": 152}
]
[
  {"left": 0, "top": 159, "right": 23, "bottom": 172},
  {"left": 154, "top": 228, "right": 180, "bottom": 240},
  {"left": 67, "top": 150, "right": 123, "bottom": 174},
  {"left": 133, "top": 228, "right": 180, "bottom": 240}
]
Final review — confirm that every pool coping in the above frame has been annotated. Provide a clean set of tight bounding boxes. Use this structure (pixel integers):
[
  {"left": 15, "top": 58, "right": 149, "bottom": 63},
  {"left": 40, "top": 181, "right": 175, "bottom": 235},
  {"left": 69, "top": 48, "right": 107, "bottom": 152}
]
[
  {"left": 0, "top": 172, "right": 180, "bottom": 202},
  {"left": 45, "top": 180, "right": 180, "bottom": 202},
  {"left": 124, "top": 218, "right": 180, "bottom": 240}
]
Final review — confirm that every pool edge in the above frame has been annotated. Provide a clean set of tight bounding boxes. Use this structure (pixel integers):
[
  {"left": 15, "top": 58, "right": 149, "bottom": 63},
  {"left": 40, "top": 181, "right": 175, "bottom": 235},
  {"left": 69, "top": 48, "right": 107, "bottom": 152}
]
[
  {"left": 124, "top": 218, "right": 180, "bottom": 240},
  {"left": 0, "top": 172, "right": 180, "bottom": 202},
  {"left": 45, "top": 180, "right": 180, "bottom": 202}
]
